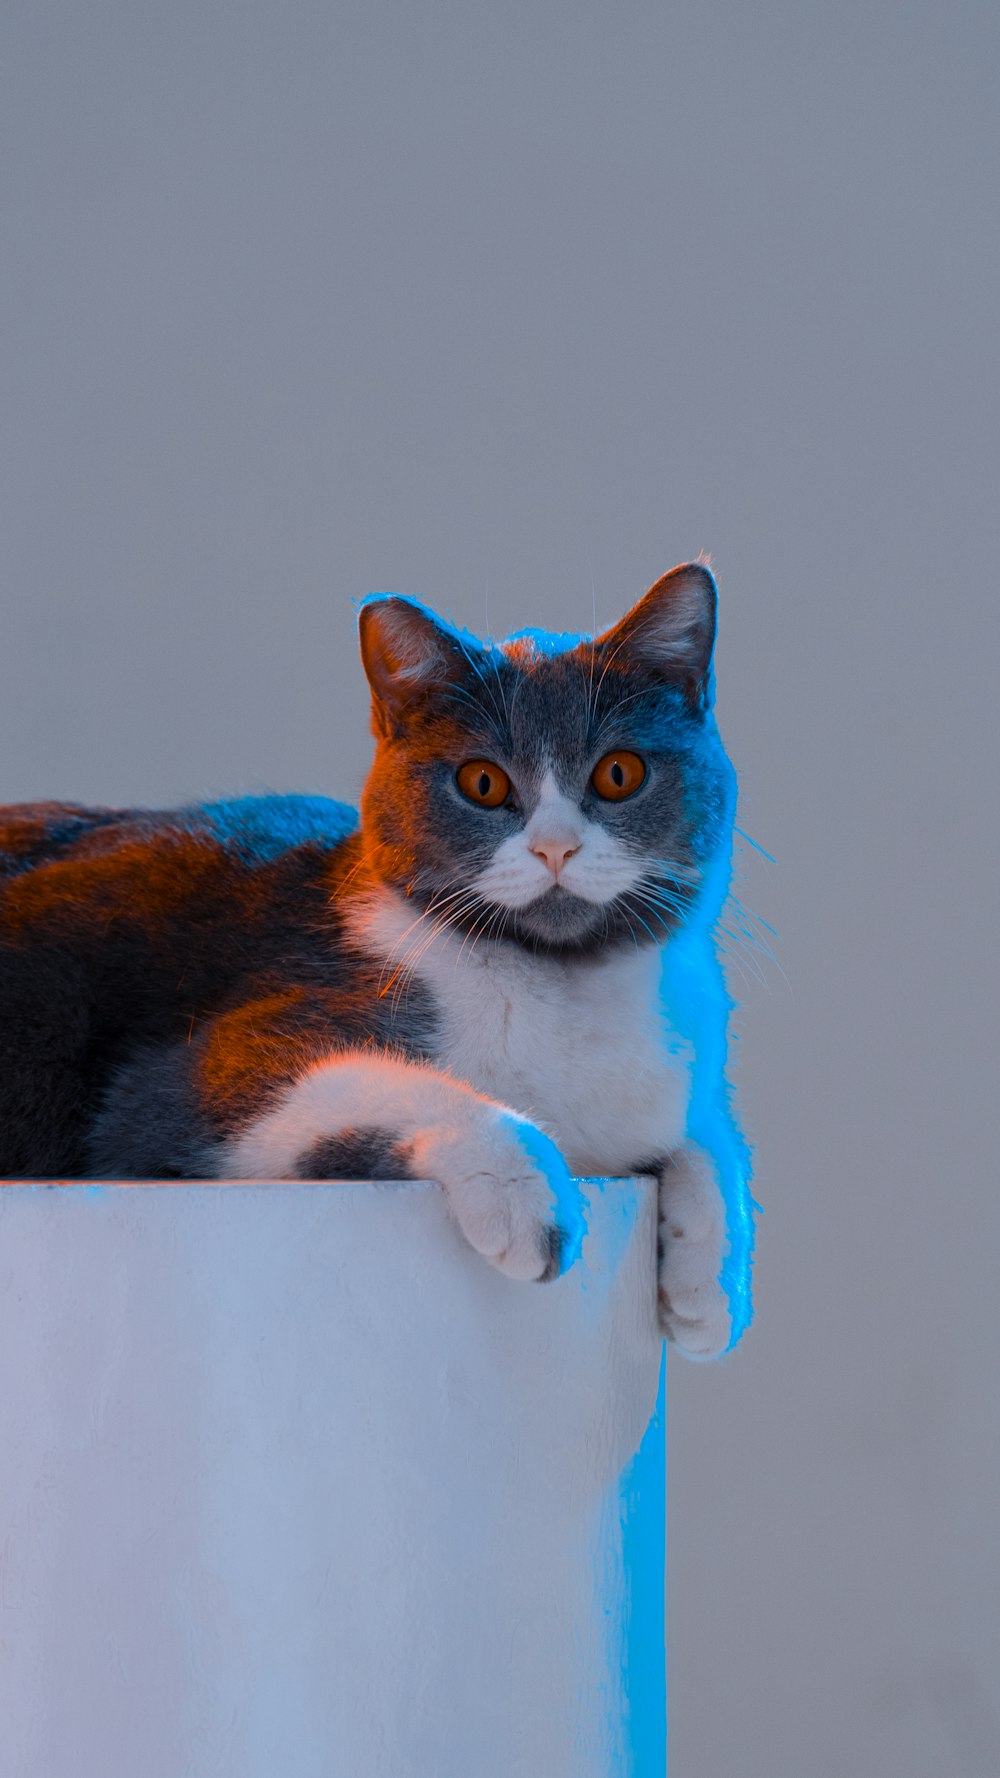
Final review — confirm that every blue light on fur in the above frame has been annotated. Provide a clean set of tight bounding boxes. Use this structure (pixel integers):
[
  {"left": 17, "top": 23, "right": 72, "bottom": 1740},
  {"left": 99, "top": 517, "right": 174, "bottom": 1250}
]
[
  {"left": 200, "top": 795, "right": 359, "bottom": 864},
  {"left": 660, "top": 841, "right": 759, "bottom": 1352},
  {"left": 356, "top": 591, "right": 492, "bottom": 657},
  {"left": 356, "top": 592, "right": 587, "bottom": 662},
  {"left": 495, "top": 1110, "right": 588, "bottom": 1274},
  {"left": 501, "top": 625, "right": 588, "bottom": 657}
]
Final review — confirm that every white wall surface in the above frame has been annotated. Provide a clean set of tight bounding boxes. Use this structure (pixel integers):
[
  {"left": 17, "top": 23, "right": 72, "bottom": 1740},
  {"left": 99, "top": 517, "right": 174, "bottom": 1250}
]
[{"left": 0, "top": 1177, "right": 665, "bottom": 1778}]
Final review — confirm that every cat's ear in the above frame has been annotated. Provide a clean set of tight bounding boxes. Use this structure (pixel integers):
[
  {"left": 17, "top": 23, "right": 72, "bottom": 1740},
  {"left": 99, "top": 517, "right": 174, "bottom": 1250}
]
[
  {"left": 595, "top": 563, "right": 718, "bottom": 709},
  {"left": 359, "top": 595, "right": 474, "bottom": 734}
]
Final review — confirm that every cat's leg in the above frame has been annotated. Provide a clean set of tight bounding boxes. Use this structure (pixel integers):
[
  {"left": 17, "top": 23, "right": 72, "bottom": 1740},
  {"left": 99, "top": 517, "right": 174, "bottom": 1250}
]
[
  {"left": 657, "top": 1144, "right": 734, "bottom": 1360},
  {"left": 88, "top": 1000, "right": 585, "bottom": 1282},
  {"left": 217, "top": 1050, "right": 586, "bottom": 1284}
]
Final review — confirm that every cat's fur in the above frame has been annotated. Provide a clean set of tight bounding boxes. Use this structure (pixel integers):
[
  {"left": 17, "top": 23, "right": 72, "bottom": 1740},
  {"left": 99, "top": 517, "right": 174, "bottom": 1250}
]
[{"left": 0, "top": 563, "right": 755, "bottom": 1357}]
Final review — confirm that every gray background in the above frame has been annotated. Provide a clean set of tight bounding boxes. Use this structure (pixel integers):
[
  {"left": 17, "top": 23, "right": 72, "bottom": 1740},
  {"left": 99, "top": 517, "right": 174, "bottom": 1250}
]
[{"left": 2, "top": 2, "right": 997, "bottom": 1772}]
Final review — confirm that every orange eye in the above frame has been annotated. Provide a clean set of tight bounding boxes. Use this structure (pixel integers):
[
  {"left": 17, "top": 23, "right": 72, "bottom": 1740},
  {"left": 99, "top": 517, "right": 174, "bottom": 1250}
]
[
  {"left": 456, "top": 760, "right": 512, "bottom": 808},
  {"left": 591, "top": 751, "right": 646, "bottom": 800}
]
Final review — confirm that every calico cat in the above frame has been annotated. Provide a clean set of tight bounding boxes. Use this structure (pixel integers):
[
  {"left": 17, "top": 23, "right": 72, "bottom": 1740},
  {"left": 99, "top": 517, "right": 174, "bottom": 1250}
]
[{"left": 0, "top": 562, "right": 755, "bottom": 1358}]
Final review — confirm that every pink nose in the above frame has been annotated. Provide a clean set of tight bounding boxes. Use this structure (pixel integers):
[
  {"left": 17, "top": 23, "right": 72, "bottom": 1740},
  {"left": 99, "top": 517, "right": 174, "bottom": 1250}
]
[{"left": 530, "top": 838, "right": 580, "bottom": 878}]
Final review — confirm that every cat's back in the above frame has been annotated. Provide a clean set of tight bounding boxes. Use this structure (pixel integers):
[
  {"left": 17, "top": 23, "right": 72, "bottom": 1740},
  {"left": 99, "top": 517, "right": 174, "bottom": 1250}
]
[
  {"left": 0, "top": 793, "right": 359, "bottom": 907},
  {"left": 0, "top": 801, "right": 127, "bottom": 881},
  {"left": 0, "top": 792, "right": 361, "bottom": 1008},
  {"left": 0, "top": 794, "right": 365, "bottom": 1174}
]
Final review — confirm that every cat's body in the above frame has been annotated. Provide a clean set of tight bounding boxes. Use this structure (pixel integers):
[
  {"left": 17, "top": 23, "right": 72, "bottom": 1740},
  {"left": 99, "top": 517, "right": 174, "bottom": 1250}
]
[
  {"left": 348, "top": 879, "right": 716, "bottom": 1172},
  {"left": 0, "top": 565, "right": 756, "bottom": 1357}
]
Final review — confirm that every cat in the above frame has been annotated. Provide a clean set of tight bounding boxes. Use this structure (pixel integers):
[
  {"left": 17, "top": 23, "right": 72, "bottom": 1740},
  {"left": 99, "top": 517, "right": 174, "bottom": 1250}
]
[{"left": 0, "top": 562, "right": 755, "bottom": 1359}]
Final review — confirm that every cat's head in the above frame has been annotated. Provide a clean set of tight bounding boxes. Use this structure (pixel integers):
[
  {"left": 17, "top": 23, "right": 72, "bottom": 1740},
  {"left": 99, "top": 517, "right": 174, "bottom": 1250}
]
[{"left": 356, "top": 564, "right": 736, "bottom": 954}]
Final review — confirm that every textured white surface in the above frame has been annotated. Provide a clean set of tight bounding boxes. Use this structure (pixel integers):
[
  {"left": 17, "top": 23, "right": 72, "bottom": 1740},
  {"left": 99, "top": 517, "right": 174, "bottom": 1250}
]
[{"left": 0, "top": 1177, "right": 665, "bottom": 1778}]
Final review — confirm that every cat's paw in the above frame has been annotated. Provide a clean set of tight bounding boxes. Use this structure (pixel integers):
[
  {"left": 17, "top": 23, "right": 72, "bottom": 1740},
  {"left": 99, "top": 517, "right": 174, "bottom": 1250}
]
[
  {"left": 414, "top": 1107, "right": 586, "bottom": 1284},
  {"left": 657, "top": 1147, "right": 732, "bottom": 1360}
]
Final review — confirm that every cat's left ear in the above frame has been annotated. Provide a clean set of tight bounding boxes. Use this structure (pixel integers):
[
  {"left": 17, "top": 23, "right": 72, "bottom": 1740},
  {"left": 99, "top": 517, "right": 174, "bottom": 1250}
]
[
  {"left": 359, "top": 595, "right": 475, "bottom": 735},
  {"left": 595, "top": 563, "right": 718, "bottom": 710}
]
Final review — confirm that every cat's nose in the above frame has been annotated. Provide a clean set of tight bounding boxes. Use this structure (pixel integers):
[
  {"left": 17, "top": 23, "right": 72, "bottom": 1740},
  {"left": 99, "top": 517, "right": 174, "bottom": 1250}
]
[{"left": 530, "top": 838, "right": 581, "bottom": 878}]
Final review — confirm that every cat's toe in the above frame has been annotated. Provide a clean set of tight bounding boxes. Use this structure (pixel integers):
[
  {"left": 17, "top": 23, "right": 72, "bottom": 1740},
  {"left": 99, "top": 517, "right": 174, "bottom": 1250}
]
[
  {"left": 417, "top": 1108, "right": 586, "bottom": 1283},
  {"left": 658, "top": 1276, "right": 732, "bottom": 1359},
  {"left": 537, "top": 1220, "right": 573, "bottom": 1282}
]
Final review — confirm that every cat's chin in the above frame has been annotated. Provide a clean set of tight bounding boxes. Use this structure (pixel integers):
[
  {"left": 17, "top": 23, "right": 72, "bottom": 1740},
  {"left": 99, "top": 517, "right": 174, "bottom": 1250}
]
[
  {"left": 497, "top": 885, "right": 680, "bottom": 955},
  {"left": 507, "top": 887, "right": 617, "bottom": 950}
]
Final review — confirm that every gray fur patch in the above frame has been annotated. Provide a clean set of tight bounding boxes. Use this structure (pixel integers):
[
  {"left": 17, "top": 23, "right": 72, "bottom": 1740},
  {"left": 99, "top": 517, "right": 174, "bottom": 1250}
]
[
  {"left": 85, "top": 1044, "right": 219, "bottom": 1179},
  {"left": 537, "top": 1221, "right": 571, "bottom": 1283},
  {"left": 293, "top": 1127, "right": 415, "bottom": 1180}
]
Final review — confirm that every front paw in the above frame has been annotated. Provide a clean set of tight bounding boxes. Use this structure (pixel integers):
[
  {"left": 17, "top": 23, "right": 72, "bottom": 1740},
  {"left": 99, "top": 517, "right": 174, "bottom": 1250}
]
[
  {"left": 414, "top": 1108, "right": 586, "bottom": 1284},
  {"left": 658, "top": 1148, "right": 732, "bottom": 1360}
]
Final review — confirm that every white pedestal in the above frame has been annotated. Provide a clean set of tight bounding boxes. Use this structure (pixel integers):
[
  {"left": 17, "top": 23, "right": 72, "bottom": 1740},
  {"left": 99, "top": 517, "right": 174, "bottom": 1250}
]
[{"left": 0, "top": 1177, "right": 666, "bottom": 1777}]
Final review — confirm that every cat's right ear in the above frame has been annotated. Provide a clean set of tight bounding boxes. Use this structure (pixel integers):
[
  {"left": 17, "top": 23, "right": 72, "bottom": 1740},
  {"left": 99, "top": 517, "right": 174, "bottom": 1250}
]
[{"left": 358, "top": 596, "right": 472, "bottom": 736}]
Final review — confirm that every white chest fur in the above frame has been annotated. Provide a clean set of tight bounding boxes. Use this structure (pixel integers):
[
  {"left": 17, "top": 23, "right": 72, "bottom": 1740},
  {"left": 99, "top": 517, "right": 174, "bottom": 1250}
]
[{"left": 351, "top": 892, "right": 692, "bottom": 1175}]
